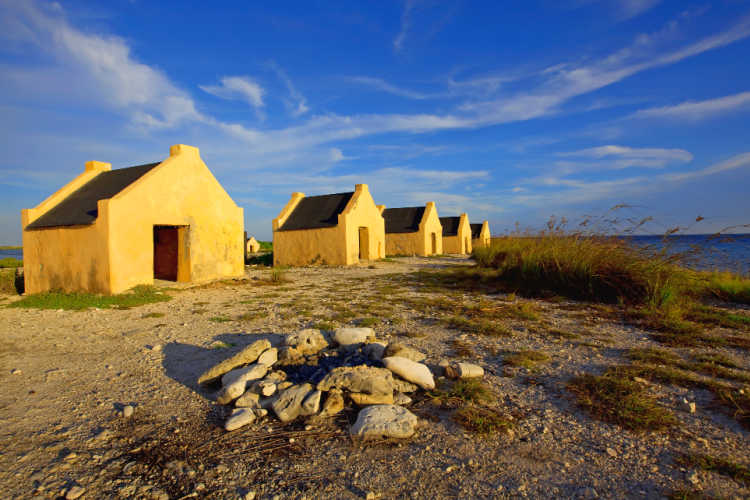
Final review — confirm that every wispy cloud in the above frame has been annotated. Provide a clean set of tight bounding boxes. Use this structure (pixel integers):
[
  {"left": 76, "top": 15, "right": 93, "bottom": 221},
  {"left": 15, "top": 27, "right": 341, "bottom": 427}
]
[
  {"left": 558, "top": 145, "right": 693, "bottom": 169},
  {"left": 268, "top": 61, "right": 309, "bottom": 117},
  {"left": 200, "top": 76, "right": 265, "bottom": 109},
  {"left": 393, "top": 0, "right": 416, "bottom": 53},
  {"left": 616, "top": 0, "right": 661, "bottom": 20},
  {"left": 348, "top": 76, "right": 434, "bottom": 100},
  {"left": 631, "top": 91, "right": 750, "bottom": 121}
]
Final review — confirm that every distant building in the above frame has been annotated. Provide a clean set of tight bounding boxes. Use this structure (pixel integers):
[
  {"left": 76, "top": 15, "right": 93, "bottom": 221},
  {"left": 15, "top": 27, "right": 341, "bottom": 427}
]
[
  {"left": 439, "top": 214, "right": 472, "bottom": 255},
  {"left": 246, "top": 236, "right": 260, "bottom": 254},
  {"left": 272, "top": 184, "right": 385, "bottom": 266},
  {"left": 21, "top": 144, "right": 244, "bottom": 294},
  {"left": 379, "top": 202, "right": 443, "bottom": 256},
  {"left": 471, "top": 221, "right": 491, "bottom": 248}
]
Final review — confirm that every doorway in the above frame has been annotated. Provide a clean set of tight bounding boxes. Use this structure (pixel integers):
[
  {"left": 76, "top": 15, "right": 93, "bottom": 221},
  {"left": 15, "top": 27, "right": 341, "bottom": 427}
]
[
  {"left": 464, "top": 237, "right": 469, "bottom": 254},
  {"left": 154, "top": 225, "right": 188, "bottom": 281},
  {"left": 358, "top": 227, "right": 370, "bottom": 260},
  {"left": 430, "top": 232, "right": 437, "bottom": 255}
]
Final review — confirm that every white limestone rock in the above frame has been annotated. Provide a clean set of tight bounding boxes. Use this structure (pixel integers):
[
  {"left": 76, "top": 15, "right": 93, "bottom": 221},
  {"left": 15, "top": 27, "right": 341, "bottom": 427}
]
[
  {"left": 351, "top": 405, "right": 418, "bottom": 440},
  {"left": 445, "top": 362, "right": 484, "bottom": 379},
  {"left": 382, "top": 356, "right": 435, "bottom": 390},
  {"left": 300, "top": 390, "right": 322, "bottom": 416},
  {"left": 333, "top": 327, "right": 374, "bottom": 349},
  {"left": 257, "top": 347, "right": 278, "bottom": 367},
  {"left": 384, "top": 343, "right": 426, "bottom": 362},
  {"left": 198, "top": 339, "right": 272, "bottom": 384},
  {"left": 225, "top": 408, "right": 256, "bottom": 431},
  {"left": 285, "top": 329, "right": 329, "bottom": 355},
  {"left": 271, "top": 383, "right": 313, "bottom": 422}
]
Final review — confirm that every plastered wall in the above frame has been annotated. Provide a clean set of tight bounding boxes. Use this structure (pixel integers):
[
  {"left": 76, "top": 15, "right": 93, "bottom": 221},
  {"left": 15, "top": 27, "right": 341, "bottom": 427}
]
[
  {"left": 384, "top": 202, "right": 443, "bottom": 256},
  {"left": 443, "top": 213, "right": 473, "bottom": 255}
]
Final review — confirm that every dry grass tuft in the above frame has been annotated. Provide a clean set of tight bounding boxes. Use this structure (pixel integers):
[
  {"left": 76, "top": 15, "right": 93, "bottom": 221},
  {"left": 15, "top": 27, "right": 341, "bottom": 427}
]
[
  {"left": 504, "top": 350, "right": 550, "bottom": 370},
  {"left": 454, "top": 406, "right": 515, "bottom": 435},
  {"left": 676, "top": 452, "right": 750, "bottom": 484}
]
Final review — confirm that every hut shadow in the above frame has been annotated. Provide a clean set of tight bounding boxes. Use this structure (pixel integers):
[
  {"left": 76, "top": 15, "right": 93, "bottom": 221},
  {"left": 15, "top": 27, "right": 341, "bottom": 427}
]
[{"left": 161, "top": 331, "right": 285, "bottom": 397}]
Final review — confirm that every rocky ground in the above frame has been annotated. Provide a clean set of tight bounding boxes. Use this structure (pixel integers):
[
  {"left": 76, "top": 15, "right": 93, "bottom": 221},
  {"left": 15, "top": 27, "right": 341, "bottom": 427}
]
[{"left": 0, "top": 256, "right": 748, "bottom": 499}]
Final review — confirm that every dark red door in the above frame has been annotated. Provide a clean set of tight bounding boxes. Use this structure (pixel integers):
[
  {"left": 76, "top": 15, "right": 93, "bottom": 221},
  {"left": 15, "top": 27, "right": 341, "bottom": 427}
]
[{"left": 154, "top": 226, "right": 179, "bottom": 281}]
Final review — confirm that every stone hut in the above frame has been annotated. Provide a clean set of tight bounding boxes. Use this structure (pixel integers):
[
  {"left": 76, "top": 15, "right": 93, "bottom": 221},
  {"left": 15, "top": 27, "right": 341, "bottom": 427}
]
[
  {"left": 272, "top": 184, "right": 385, "bottom": 266},
  {"left": 246, "top": 236, "right": 261, "bottom": 254},
  {"left": 21, "top": 144, "right": 245, "bottom": 294},
  {"left": 471, "top": 221, "right": 491, "bottom": 248},
  {"left": 379, "top": 202, "right": 443, "bottom": 256},
  {"left": 439, "top": 214, "right": 472, "bottom": 255}
]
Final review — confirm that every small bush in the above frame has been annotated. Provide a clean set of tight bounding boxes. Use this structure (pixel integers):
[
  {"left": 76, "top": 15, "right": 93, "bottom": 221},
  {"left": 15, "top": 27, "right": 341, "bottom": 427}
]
[
  {"left": 209, "top": 316, "right": 232, "bottom": 323},
  {"left": 567, "top": 368, "right": 678, "bottom": 432},
  {"left": 454, "top": 406, "right": 514, "bottom": 435},
  {"left": 504, "top": 350, "right": 550, "bottom": 370}
]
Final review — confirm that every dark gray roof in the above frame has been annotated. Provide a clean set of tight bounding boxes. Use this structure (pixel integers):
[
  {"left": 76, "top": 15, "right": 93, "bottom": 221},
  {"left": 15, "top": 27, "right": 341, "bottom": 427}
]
[
  {"left": 439, "top": 216, "right": 461, "bottom": 236},
  {"left": 278, "top": 192, "right": 354, "bottom": 231},
  {"left": 470, "top": 223, "right": 483, "bottom": 238},
  {"left": 382, "top": 206, "right": 425, "bottom": 234},
  {"left": 26, "top": 162, "right": 160, "bottom": 229}
]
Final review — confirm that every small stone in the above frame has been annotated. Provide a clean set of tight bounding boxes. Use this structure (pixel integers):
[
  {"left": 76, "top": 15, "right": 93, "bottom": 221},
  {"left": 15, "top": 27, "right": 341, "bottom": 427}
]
[
  {"left": 272, "top": 383, "right": 313, "bottom": 422},
  {"left": 333, "top": 327, "right": 374, "bottom": 349},
  {"left": 122, "top": 405, "right": 134, "bottom": 418},
  {"left": 10, "top": 368, "right": 21, "bottom": 375},
  {"left": 285, "top": 329, "right": 329, "bottom": 355},
  {"left": 197, "top": 339, "right": 272, "bottom": 384},
  {"left": 257, "top": 348, "right": 278, "bottom": 367},
  {"left": 445, "top": 362, "right": 484, "bottom": 379},
  {"left": 224, "top": 408, "right": 256, "bottom": 431},
  {"left": 65, "top": 485, "right": 86, "bottom": 499},
  {"left": 633, "top": 377, "right": 649, "bottom": 385},
  {"left": 235, "top": 391, "right": 261, "bottom": 408},
  {"left": 687, "top": 471, "right": 700, "bottom": 485},
  {"left": 243, "top": 492, "right": 256, "bottom": 500},
  {"left": 300, "top": 390, "right": 322, "bottom": 416},
  {"left": 681, "top": 399, "right": 697, "bottom": 414},
  {"left": 382, "top": 357, "right": 435, "bottom": 390},
  {"left": 351, "top": 404, "right": 418, "bottom": 440},
  {"left": 605, "top": 447, "right": 617, "bottom": 458},
  {"left": 321, "top": 389, "right": 344, "bottom": 416},
  {"left": 150, "top": 344, "right": 162, "bottom": 352},
  {"left": 393, "top": 393, "right": 412, "bottom": 405},
  {"left": 392, "top": 378, "right": 418, "bottom": 393},
  {"left": 384, "top": 343, "right": 426, "bottom": 362},
  {"left": 365, "top": 492, "right": 378, "bottom": 500}
]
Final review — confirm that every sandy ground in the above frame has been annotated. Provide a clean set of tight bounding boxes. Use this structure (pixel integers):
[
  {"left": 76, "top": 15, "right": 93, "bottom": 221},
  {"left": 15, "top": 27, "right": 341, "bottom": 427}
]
[{"left": 0, "top": 257, "right": 748, "bottom": 499}]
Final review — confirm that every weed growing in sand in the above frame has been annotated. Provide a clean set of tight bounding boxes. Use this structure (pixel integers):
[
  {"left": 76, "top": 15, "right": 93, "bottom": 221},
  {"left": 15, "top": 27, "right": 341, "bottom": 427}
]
[
  {"left": 454, "top": 406, "right": 515, "bottom": 435},
  {"left": 504, "top": 350, "right": 550, "bottom": 370},
  {"left": 356, "top": 317, "right": 380, "bottom": 327},
  {"left": 209, "top": 316, "right": 232, "bottom": 323},
  {"left": 676, "top": 453, "right": 750, "bottom": 484},
  {"left": 546, "top": 328, "right": 581, "bottom": 340},
  {"left": 237, "top": 312, "right": 264, "bottom": 321},
  {"left": 8, "top": 285, "right": 171, "bottom": 311},
  {"left": 567, "top": 368, "right": 678, "bottom": 432},
  {"left": 450, "top": 338, "right": 476, "bottom": 358},
  {"left": 142, "top": 312, "right": 166, "bottom": 319},
  {"left": 312, "top": 321, "right": 337, "bottom": 331},
  {"left": 431, "top": 378, "right": 494, "bottom": 408}
]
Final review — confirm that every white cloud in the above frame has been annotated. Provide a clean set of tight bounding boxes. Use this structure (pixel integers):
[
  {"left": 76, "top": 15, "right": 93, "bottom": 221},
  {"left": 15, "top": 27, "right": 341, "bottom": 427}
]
[
  {"left": 268, "top": 61, "right": 309, "bottom": 117},
  {"left": 557, "top": 145, "right": 693, "bottom": 169},
  {"left": 200, "top": 76, "right": 265, "bottom": 108},
  {"left": 348, "top": 76, "right": 434, "bottom": 100},
  {"left": 631, "top": 91, "right": 750, "bottom": 121},
  {"left": 616, "top": 0, "right": 661, "bottom": 20},
  {"left": 393, "top": 0, "right": 416, "bottom": 53}
]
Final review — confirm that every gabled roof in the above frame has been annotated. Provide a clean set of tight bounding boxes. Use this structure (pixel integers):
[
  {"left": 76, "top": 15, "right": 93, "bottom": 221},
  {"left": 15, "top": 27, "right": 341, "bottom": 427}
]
[
  {"left": 27, "top": 162, "right": 160, "bottom": 229},
  {"left": 439, "top": 216, "right": 461, "bottom": 236},
  {"left": 470, "top": 223, "right": 483, "bottom": 238},
  {"left": 382, "top": 206, "right": 426, "bottom": 234},
  {"left": 278, "top": 192, "right": 354, "bottom": 231}
]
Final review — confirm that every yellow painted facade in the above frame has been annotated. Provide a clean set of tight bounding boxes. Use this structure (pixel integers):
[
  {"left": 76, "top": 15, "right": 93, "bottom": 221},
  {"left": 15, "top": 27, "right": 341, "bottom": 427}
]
[
  {"left": 272, "top": 184, "right": 385, "bottom": 266},
  {"left": 443, "top": 213, "right": 473, "bottom": 255},
  {"left": 246, "top": 236, "right": 260, "bottom": 254},
  {"left": 22, "top": 144, "right": 244, "bottom": 294},
  {"left": 472, "top": 220, "right": 491, "bottom": 248},
  {"left": 381, "top": 202, "right": 443, "bottom": 256}
]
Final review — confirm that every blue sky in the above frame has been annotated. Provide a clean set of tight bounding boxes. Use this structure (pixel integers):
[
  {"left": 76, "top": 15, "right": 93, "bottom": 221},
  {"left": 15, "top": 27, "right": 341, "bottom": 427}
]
[{"left": 2, "top": 0, "right": 750, "bottom": 243}]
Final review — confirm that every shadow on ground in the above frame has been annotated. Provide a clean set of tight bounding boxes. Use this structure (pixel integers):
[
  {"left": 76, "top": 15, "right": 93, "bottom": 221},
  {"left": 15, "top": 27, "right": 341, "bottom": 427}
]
[{"left": 162, "top": 332, "right": 284, "bottom": 397}]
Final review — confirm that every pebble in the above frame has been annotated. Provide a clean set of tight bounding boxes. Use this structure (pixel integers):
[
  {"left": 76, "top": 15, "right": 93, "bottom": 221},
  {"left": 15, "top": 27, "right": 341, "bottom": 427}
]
[
  {"left": 605, "top": 447, "right": 617, "bottom": 458},
  {"left": 11, "top": 368, "right": 21, "bottom": 375},
  {"left": 122, "top": 405, "right": 134, "bottom": 418},
  {"left": 65, "top": 485, "right": 86, "bottom": 499}
]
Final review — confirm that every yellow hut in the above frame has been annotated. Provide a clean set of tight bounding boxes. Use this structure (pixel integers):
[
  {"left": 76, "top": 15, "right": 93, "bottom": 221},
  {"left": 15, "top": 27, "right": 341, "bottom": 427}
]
[
  {"left": 246, "top": 236, "right": 261, "bottom": 254},
  {"left": 439, "top": 214, "right": 472, "bottom": 255},
  {"left": 471, "top": 221, "right": 491, "bottom": 248},
  {"left": 272, "top": 184, "right": 385, "bottom": 266},
  {"left": 21, "top": 144, "right": 245, "bottom": 294},
  {"left": 380, "top": 202, "right": 443, "bottom": 256}
]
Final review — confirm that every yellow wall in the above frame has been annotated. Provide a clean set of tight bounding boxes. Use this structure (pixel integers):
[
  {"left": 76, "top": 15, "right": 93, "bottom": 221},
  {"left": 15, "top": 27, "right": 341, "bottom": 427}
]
[
  {"left": 22, "top": 144, "right": 244, "bottom": 294},
  {"left": 443, "top": 213, "right": 473, "bottom": 255},
  {"left": 472, "top": 220, "right": 491, "bottom": 248},
  {"left": 273, "top": 184, "right": 385, "bottom": 266},
  {"left": 384, "top": 202, "right": 443, "bottom": 256}
]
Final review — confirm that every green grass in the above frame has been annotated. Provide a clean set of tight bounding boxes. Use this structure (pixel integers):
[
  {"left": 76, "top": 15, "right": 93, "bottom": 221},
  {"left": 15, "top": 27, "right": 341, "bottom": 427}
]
[
  {"left": 312, "top": 321, "right": 337, "bottom": 331},
  {"left": 0, "top": 269, "right": 23, "bottom": 295},
  {"left": 504, "top": 350, "right": 550, "bottom": 370},
  {"left": 142, "top": 312, "right": 166, "bottom": 318},
  {"left": 258, "top": 240, "right": 273, "bottom": 251},
  {"left": 431, "top": 378, "right": 494, "bottom": 408},
  {"left": 0, "top": 257, "right": 22, "bottom": 268},
  {"left": 453, "top": 405, "right": 515, "bottom": 435},
  {"left": 356, "top": 317, "right": 380, "bottom": 327},
  {"left": 0, "top": 245, "right": 22, "bottom": 250},
  {"left": 237, "top": 311, "right": 263, "bottom": 321},
  {"left": 676, "top": 452, "right": 750, "bottom": 484},
  {"left": 209, "top": 316, "right": 232, "bottom": 323},
  {"left": 7, "top": 285, "right": 170, "bottom": 310},
  {"left": 246, "top": 253, "right": 273, "bottom": 266},
  {"left": 705, "top": 271, "right": 750, "bottom": 305},
  {"left": 567, "top": 367, "right": 678, "bottom": 432},
  {"left": 442, "top": 315, "right": 513, "bottom": 337}
]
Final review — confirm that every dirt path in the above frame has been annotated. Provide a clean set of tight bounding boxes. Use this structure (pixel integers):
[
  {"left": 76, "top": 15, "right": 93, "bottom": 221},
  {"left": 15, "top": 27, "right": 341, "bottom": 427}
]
[{"left": 0, "top": 257, "right": 748, "bottom": 499}]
